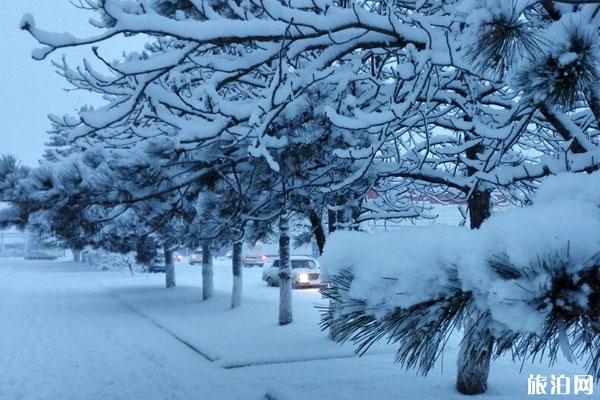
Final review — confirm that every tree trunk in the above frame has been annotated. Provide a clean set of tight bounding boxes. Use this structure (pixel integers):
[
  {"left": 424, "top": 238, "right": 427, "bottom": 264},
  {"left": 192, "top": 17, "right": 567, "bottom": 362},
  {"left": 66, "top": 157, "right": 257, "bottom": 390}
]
[
  {"left": 278, "top": 215, "right": 293, "bottom": 325},
  {"left": 72, "top": 249, "right": 81, "bottom": 262},
  {"left": 231, "top": 241, "right": 242, "bottom": 308},
  {"left": 127, "top": 261, "right": 134, "bottom": 276},
  {"left": 456, "top": 311, "right": 494, "bottom": 395},
  {"left": 469, "top": 190, "right": 491, "bottom": 229},
  {"left": 455, "top": 189, "right": 492, "bottom": 394},
  {"left": 164, "top": 246, "right": 176, "bottom": 288},
  {"left": 308, "top": 209, "right": 326, "bottom": 256},
  {"left": 327, "top": 208, "right": 350, "bottom": 340},
  {"left": 201, "top": 241, "right": 214, "bottom": 300}
]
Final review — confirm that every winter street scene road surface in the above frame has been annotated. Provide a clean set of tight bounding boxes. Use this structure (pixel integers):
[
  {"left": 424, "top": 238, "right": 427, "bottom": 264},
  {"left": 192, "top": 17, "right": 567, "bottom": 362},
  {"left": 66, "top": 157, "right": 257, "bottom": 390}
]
[
  {"left": 0, "top": 256, "right": 593, "bottom": 399},
  {"left": 2, "top": 0, "right": 600, "bottom": 399}
]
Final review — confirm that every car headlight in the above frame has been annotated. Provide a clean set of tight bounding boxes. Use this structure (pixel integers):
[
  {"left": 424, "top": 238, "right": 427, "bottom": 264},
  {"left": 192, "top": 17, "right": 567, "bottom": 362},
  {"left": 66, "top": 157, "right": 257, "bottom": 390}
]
[{"left": 298, "top": 273, "right": 309, "bottom": 283}]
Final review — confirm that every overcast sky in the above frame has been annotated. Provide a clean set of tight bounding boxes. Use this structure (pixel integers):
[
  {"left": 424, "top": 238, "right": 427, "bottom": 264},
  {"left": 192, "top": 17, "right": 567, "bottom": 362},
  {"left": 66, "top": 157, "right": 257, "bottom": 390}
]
[{"left": 0, "top": 0, "right": 101, "bottom": 166}]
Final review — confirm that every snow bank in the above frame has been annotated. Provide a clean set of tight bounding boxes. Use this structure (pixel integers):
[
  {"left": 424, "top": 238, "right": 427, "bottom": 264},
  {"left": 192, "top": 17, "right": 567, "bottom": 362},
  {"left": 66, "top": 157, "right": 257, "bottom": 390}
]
[{"left": 322, "top": 173, "right": 600, "bottom": 334}]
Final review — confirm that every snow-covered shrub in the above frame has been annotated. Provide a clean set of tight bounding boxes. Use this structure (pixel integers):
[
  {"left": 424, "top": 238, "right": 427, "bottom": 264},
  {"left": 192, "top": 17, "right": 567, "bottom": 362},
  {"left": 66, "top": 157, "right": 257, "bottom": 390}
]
[
  {"left": 321, "top": 173, "right": 600, "bottom": 377},
  {"left": 84, "top": 248, "right": 142, "bottom": 273}
]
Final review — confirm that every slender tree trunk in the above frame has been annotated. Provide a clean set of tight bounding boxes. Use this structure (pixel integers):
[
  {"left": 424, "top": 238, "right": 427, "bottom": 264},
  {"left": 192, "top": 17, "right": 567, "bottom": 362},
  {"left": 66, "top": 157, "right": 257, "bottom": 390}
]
[
  {"left": 231, "top": 241, "right": 243, "bottom": 308},
  {"left": 278, "top": 215, "right": 293, "bottom": 325},
  {"left": 327, "top": 208, "right": 348, "bottom": 340},
  {"left": 468, "top": 191, "right": 491, "bottom": 230},
  {"left": 164, "top": 246, "right": 176, "bottom": 288},
  {"left": 72, "top": 249, "right": 81, "bottom": 262},
  {"left": 456, "top": 189, "right": 492, "bottom": 395},
  {"left": 127, "top": 261, "right": 134, "bottom": 276},
  {"left": 308, "top": 209, "right": 326, "bottom": 256},
  {"left": 457, "top": 310, "right": 494, "bottom": 395},
  {"left": 202, "top": 241, "right": 214, "bottom": 300}
]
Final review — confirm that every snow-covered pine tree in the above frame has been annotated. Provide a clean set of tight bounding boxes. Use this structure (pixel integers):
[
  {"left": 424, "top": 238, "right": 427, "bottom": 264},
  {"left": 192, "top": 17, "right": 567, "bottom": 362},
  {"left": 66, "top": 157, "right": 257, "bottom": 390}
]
[
  {"left": 454, "top": 2, "right": 600, "bottom": 392},
  {"left": 323, "top": 1, "right": 600, "bottom": 394},
  {"left": 321, "top": 172, "right": 600, "bottom": 392},
  {"left": 189, "top": 173, "right": 277, "bottom": 308},
  {"left": 0, "top": 154, "right": 107, "bottom": 259}
]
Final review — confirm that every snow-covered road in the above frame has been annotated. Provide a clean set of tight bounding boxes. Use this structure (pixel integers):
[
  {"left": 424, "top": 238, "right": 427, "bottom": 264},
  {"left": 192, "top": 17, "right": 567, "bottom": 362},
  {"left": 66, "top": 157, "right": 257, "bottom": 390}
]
[{"left": 0, "top": 258, "right": 591, "bottom": 400}]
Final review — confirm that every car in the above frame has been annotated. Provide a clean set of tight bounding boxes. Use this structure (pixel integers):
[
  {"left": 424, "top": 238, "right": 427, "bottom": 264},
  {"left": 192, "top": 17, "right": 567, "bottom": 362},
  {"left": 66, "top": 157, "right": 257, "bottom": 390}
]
[
  {"left": 24, "top": 250, "right": 58, "bottom": 260},
  {"left": 174, "top": 251, "right": 183, "bottom": 262},
  {"left": 147, "top": 251, "right": 166, "bottom": 273},
  {"left": 188, "top": 250, "right": 203, "bottom": 265},
  {"left": 243, "top": 254, "right": 276, "bottom": 268},
  {"left": 261, "top": 256, "right": 323, "bottom": 288}
]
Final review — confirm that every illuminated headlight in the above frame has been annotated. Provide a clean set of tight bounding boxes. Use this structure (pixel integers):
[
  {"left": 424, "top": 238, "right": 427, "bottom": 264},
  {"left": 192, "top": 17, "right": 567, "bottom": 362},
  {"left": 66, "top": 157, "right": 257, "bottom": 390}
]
[{"left": 298, "top": 273, "right": 309, "bottom": 283}]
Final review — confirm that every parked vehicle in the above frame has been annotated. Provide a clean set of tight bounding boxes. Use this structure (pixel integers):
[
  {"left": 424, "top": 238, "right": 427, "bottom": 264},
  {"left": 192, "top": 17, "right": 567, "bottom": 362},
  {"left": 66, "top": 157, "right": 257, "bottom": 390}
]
[
  {"left": 173, "top": 251, "right": 183, "bottom": 262},
  {"left": 242, "top": 241, "right": 315, "bottom": 268},
  {"left": 261, "top": 256, "right": 323, "bottom": 288},
  {"left": 188, "top": 250, "right": 203, "bottom": 265},
  {"left": 24, "top": 250, "right": 58, "bottom": 260},
  {"left": 243, "top": 254, "right": 276, "bottom": 268},
  {"left": 147, "top": 251, "right": 166, "bottom": 273}
]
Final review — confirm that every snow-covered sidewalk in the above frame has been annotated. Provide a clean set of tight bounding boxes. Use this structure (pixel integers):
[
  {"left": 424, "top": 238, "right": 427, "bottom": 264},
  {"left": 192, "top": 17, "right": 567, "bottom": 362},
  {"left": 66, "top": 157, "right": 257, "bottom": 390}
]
[
  {"left": 95, "top": 259, "right": 393, "bottom": 368},
  {"left": 0, "top": 258, "right": 590, "bottom": 399},
  {"left": 0, "top": 259, "right": 246, "bottom": 400}
]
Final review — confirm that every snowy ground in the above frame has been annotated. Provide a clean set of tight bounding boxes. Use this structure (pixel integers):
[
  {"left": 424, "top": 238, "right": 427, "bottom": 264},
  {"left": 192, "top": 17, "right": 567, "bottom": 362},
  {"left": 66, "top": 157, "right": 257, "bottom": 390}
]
[{"left": 0, "top": 258, "right": 590, "bottom": 399}]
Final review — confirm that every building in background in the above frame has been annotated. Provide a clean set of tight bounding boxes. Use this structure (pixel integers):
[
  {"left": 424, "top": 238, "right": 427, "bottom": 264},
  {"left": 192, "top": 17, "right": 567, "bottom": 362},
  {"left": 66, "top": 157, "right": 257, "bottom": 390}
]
[
  {"left": 0, "top": 228, "right": 65, "bottom": 258},
  {"left": 0, "top": 229, "right": 28, "bottom": 257}
]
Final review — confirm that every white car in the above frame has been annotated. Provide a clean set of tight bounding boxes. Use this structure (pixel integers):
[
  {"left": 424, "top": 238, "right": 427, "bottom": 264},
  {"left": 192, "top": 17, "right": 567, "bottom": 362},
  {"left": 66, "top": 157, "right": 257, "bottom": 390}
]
[
  {"left": 243, "top": 254, "right": 276, "bottom": 268},
  {"left": 188, "top": 250, "right": 203, "bottom": 265},
  {"left": 261, "top": 255, "right": 323, "bottom": 289}
]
